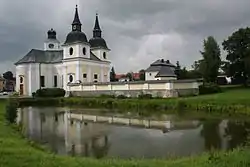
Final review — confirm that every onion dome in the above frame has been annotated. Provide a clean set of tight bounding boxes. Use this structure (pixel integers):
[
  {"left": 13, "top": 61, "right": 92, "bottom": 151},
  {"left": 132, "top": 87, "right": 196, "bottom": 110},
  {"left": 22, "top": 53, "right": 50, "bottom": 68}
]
[
  {"left": 89, "top": 13, "right": 109, "bottom": 49},
  {"left": 64, "top": 5, "right": 88, "bottom": 44}
]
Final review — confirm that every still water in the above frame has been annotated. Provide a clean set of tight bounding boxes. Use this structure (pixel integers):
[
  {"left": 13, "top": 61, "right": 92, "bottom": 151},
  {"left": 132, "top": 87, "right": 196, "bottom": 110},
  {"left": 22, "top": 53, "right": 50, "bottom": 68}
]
[{"left": 17, "top": 107, "right": 250, "bottom": 159}]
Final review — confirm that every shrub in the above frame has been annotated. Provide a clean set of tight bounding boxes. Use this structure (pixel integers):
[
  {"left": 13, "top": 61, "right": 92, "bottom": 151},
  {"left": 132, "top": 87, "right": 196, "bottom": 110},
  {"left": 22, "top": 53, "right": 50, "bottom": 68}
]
[
  {"left": 138, "top": 93, "right": 153, "bottom": 99},
  {"left": 199, "top": 83, "right": 221, "bottom": 95},
  {"left": 10, "top": 92, "right": 19, "bottom": 97},
  {"left": 32, "top": 92, "right": 36, "bottom": 98},
  {"left": 99, "top": 94, "right": 115, "bottom": 98},
  {"left": 116, "top": 95, "right": 127, "bottom": 99},
  {"left": 35, "top": 88, "right": 66, "bottom": 98},
  {"left": 5, "top": 99, "right": 18, "bottom": 124}
]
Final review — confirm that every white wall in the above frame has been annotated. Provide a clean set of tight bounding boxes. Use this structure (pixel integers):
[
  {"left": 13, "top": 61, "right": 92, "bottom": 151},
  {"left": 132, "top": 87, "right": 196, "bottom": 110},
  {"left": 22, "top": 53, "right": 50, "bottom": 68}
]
[
  {"left": 63, "top": 43, "right": 91, "bottom": 60},
  {"left": 91, "top": 48, "right": 110, "bottom": 61},
  {"left": 16, "top": 63, "right": 63, "bottom": 96},
  {"left": 145, "top": 72, "right": 158, "bottom": 81},
  {"left": 44, "top": 41, "right": 61, "bottom": 51}
]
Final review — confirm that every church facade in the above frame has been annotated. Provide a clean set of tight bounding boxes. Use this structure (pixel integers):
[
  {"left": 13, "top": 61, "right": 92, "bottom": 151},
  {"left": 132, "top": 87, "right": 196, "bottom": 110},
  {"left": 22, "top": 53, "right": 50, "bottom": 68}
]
[{"left": 15, "top": 6, "right": 111, "bottom": 96}]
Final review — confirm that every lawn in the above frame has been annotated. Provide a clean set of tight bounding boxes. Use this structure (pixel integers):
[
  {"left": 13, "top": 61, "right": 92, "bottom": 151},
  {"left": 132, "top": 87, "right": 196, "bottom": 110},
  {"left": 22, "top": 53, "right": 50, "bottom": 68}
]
[{"left": 1, "top": 99, "right": 250, "bottom": 166}]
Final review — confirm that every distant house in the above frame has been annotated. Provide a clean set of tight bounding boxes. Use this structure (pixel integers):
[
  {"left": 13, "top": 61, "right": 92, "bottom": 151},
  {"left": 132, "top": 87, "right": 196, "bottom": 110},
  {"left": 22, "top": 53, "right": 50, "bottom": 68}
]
[
  {"left": 115, "top": 74, "right": 129, "bottom": 82},
  {"left": 4, "top": 78, "right": 16, "bottom": 92},
  {"left": 115, "top": 73, "right": 141, "bottom": 82},
  {"left": 145, "top": 59, "right": 177, "bottom": 81}
]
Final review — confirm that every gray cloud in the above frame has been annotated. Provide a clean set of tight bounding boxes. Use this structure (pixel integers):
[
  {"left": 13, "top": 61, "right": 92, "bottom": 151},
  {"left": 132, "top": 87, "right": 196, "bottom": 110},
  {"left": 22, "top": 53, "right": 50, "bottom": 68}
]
[{"left": 0, "top": 0, "right": 250, "bottom": 74}]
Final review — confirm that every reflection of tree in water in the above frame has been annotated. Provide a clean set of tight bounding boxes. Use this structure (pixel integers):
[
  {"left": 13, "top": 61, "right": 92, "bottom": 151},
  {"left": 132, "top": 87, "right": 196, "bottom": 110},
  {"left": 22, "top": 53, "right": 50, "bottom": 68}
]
[
  {"left": 200, "top": 120, "right": 221, "bottom": 151},
  {"left": 91, "top": 136, "right": 110, "bottom": 159},
  {"left": 225, "top": 121, "right": 250, "bottom": 149}
]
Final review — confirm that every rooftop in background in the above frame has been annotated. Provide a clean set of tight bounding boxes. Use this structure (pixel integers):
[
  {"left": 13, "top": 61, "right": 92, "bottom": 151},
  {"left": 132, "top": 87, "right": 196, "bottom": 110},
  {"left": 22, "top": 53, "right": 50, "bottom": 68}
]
[
  {"left": 115, "top": 72, "right": 142, "bottom": 80},
  {"left": 146, "top": 59, "right": 176, "bottom": 78}
]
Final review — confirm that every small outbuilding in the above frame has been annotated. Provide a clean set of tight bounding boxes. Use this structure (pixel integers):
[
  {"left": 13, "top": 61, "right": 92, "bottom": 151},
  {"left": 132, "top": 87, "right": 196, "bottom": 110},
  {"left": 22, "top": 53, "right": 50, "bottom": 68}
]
[{"left": 145, "top": 59, "right": 177, "bottom": 81}]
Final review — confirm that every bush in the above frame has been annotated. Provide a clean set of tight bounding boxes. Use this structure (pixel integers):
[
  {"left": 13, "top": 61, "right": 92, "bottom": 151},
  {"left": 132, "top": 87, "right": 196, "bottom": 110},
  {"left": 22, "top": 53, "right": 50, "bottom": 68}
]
[
  {"left": 138, "top": 93, "right": 153, "bottom": 99},
  {"left": 35, "top": 88, "right": 66, "bottom": 98},
  {"left": 5, "top": 100, "right": 18, "bottom": 124},
  {"left": 116, "top": 95, "right": 127, "bottom": 99},
  {"left": 99, "top": 94, "right": 115, "bottom": 98},
  {"left": 199, "top": 83, "right": 221, "bottom": 95},
  {"left": 32, "top": 92, "right": 36, "bottom": 98}
]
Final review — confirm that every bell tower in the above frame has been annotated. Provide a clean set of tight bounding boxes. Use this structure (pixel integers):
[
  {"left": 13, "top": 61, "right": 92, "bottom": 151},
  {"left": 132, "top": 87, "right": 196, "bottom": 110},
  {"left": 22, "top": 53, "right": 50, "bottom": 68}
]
[{"left": 44, "top": 28, "right": 61, "bottom": 51}]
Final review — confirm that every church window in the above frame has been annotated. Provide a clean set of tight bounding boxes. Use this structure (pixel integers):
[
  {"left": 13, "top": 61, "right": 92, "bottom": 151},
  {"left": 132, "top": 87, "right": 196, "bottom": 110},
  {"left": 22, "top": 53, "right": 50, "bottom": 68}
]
[
  {"left": 94, "top": 74, "right": 98, "bottom": 80},
  {"left": 54, "top": 75, "right": 58, "bottom": 87},
  {"left": 69, "top": 75, "right": 73, "bottom": 83},
  {"left": 40, "top": 76, "right": 45, "bottom": 87},
  {"left": 103, "top": 52, "right": 106, "bottom": 59},
  {"left": 69, "top": 47, "right": 74, "bottom": 55},
  {"left": 20, "top": 77, "right": 23, "bottom": 84},
  {"left": 83, "top": 47, "right": 86, "bottom": 55},
  {"left": 83, "top": 73, "right": 87, "bottom": 79}
]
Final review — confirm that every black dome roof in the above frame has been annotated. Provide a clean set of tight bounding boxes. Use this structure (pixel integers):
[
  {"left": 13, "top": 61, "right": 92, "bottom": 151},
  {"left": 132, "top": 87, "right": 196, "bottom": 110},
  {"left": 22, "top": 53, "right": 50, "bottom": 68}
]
[
  {"left": 64, "top": 31, "right": 88, "bottom": 44},
  {"left": 89, "top": 37, "right": 108, "bottom": 49}
]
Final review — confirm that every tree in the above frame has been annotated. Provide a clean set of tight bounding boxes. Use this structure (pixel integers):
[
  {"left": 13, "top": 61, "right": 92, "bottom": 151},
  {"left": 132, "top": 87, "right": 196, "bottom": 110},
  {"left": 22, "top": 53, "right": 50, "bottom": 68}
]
[
  {"left": 110, "top": 67, "right": 116, "bottom": 82},
  {"left": 126, "top": 72, "right": 133, "bottom": 81},
  {"left": 175, "top": 61, "right": 181, "bottom": 79},
  {"left": 200, "top": 36, "right": 221, "bottom": 83},
  {"left": 139, "top": 69, "right": 145, "bottom": 81},
  {"left": 3, "top": 71, "right": 14, "bottom": 80},
  {"left": 222, "top": 27, "right": 250, "bottom": 85}
]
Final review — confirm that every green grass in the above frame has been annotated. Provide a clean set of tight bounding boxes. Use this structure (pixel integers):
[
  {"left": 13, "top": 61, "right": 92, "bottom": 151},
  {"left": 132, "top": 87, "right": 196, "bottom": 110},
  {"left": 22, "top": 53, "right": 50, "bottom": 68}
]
[{"left": 1, "top": 91, "right": 250, "bottom": 166}]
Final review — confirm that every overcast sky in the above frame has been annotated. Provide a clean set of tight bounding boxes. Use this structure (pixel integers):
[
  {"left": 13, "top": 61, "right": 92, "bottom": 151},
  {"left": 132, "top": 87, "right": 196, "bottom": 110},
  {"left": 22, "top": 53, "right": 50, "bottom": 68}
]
[{"left": 0, "top": 0, "right": 250, "bottom": 74}]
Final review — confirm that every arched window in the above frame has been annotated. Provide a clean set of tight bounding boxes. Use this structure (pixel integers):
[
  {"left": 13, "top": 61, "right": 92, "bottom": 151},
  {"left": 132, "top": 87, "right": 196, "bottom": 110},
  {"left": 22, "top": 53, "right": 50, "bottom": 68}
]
[
  {"left": 20, "top": 77, "right": 23, "bottom": 84},
  {"left": 103, "top": 52, "right": 106, "bottom": 59},
  {"left": 83, "top": 47, "right": 86, "bottom": 55},
  {"left": 69, "top": 75, "right": 73, "bottom": 83},
  {"left": 69, "top": 47, "right": 73, "bottom": 55}
]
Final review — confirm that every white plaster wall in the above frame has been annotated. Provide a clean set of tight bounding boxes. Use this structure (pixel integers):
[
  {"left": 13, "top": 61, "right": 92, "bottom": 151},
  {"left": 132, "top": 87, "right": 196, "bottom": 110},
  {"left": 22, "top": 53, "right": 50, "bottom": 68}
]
[
  {"left": 63, "top": 60, "right": 110, "bottom": 83},
  {"left": 91, "top": 48, "right": 110, "bottom": 61},
  {"left": 16, "top": 64, "right": 29, "bottom": 94},
  {"left": 69, "top": 81, "right": 199, "bottom": 92},
  {"left": 16, "top": 62, "right": 64, "bottom": 96},
  {"left": 156, "top": 77, "right": 177, "bottom": 80},
  {"left": 44, "top": 41, "right": 61, "bottom": 51},
  {"left": 63, "top": 43, "right": 91, "bottom": 60},
  {"left": 145, "top": 72, "right": 158, "bottom": 81}
]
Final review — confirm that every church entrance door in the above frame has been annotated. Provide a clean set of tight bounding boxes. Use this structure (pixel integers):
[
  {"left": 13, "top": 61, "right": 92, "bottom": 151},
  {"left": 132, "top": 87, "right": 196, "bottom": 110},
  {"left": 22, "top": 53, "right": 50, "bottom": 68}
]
[{"left": 20, "top": 84, "right": 23, "bottom": 95}]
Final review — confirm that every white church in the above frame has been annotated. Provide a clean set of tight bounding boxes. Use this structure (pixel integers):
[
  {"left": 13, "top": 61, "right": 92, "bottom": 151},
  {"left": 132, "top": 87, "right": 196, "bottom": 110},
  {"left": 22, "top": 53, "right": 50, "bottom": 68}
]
[{"left": 15, "top": 6, "right": 111, "bottom": 96}]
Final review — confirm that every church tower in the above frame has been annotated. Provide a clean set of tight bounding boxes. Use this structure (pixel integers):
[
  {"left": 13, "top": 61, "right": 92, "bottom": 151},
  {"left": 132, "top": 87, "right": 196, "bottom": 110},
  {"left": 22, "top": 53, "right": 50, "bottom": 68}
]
[
  {"left": 62, "top": 5, "right": 90, "bottom": 60},
  {"left": 89, "top": 13, "right": 110, "bottom": 61},
  {"left": 62, "top": 5, "right": 91, "bottom": 85},
  {"left": 44, "top": 28, "right": 61, "bottom": 51}
]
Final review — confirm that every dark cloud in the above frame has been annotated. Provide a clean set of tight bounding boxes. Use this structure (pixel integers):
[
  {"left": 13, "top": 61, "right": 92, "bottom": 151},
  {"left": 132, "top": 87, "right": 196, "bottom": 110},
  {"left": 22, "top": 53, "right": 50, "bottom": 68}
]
[{"left": 0, "top": 0, "right": 250, "bottom": 74}]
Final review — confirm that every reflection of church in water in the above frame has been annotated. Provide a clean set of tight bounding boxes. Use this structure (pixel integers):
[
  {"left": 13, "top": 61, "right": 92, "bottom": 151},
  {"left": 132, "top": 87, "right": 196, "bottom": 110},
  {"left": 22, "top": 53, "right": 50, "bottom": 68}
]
[
  {"left": 18, "top": 108, "right": 110, "bottom": 158},
  {"left": 17, "top": 107, "right": 250, "bottom": 159}
]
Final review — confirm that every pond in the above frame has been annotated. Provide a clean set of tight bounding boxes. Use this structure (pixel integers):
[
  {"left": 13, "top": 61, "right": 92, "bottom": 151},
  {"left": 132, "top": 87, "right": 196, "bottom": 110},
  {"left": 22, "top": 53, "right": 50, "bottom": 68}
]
[{"left": 17, "top": 107, "right": 250, "bottom": 159}]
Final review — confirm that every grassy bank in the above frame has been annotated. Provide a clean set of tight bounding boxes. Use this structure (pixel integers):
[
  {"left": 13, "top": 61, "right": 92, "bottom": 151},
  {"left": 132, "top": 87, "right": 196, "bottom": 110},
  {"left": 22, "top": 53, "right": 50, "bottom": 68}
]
[
  {"left": 0, "top": 100, "right": 250, "bottom": 167},
  {"left": 17, "top": 88, "right": 250, "bottom": 117}
]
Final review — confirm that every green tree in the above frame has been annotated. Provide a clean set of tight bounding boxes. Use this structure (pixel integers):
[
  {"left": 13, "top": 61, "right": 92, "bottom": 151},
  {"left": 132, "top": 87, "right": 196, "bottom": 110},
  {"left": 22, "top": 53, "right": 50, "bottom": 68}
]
[
  {"left": 199, "top": 36, "right": 221, "bottom": 83},
  {"left": 110, "top": 67, "right": 116, "bottom": 82},
  {"left": 175, "top": 61, "right": 181, "bottom": 79},
  {"left": 3, "top": 71, "right": 14, "bottom": 80},
  {"left": 139, "top": 69, "right": 145, "bottom": 81},
  {"left": 222, "top": 27, "right": 250, "bottom": 85},
  {"left": 126, "top": 72, "right": 133, "bottom": 81}
]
